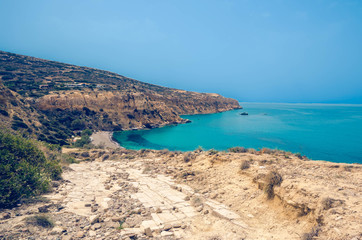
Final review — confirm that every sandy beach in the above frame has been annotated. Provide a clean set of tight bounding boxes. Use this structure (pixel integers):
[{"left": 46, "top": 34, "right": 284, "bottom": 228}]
[{"left": 90, "top": 131, "right": 122, "bottom": 149}]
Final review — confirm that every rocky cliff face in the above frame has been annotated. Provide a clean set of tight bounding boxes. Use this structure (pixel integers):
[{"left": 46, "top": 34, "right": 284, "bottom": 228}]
[
  {"left": 0, "top": 50, "right": 240, "bottom": 143},
  {"left": 35, "top": 89, "right": 240, "bottom": 130}
]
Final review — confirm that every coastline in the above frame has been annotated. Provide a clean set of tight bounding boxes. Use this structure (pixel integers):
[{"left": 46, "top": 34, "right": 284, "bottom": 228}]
[{"left": 90, "top": 131, "right": 123, "bottom": 149}]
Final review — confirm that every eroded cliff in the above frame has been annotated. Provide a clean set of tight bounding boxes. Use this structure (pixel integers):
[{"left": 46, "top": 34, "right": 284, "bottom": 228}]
[{"left": 0, "top": 50, "right": 240, "bottom": 143}]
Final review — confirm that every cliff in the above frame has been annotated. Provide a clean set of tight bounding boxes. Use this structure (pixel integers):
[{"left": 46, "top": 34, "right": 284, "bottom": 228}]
[{"left": 0, "top": 50, "right": 240, "bottom": 143}]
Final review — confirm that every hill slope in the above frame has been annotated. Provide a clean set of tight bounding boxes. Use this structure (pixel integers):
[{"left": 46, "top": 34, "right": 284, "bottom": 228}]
[{"left": 0, "top": 50, "right": 240, "bottom": 144}]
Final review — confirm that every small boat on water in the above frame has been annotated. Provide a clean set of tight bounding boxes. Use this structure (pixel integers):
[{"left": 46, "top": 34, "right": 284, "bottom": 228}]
[{"left": 240, "top": 112, "right": 248, "bottom": 115}]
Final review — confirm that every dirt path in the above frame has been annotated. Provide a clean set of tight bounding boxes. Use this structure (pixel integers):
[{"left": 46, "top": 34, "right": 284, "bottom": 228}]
[{"left": 1, "top": 158, "right": 250, "bottom": 239}]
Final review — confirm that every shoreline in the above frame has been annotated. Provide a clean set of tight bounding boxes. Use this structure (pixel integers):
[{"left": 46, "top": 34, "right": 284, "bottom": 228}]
[{"left": 90, "top": 131, "right": 123, "bottom": 149}]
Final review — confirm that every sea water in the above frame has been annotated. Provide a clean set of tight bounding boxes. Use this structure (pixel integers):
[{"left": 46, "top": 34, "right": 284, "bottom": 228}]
[{"left": 113, "top": 103, "right": 362, "bottom": 163}]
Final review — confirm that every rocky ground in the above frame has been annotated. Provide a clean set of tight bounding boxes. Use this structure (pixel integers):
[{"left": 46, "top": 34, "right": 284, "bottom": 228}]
[{"left": 0, "top": 148, "right": 361, "bottom": 240}]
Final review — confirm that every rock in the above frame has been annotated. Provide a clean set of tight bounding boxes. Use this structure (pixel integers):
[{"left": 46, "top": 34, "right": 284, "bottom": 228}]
[
  {"left": 1, "top": 212, "right": 11, "bottom": 220},
  {"left": 38, "top": 206, "right": 49, "bottom": 213},
  {"left": 134, "top": 208, "right": 141, "bottom": 214},
  {"left": 91, "top": 223, "right": 102, "bottom": 230},
  {"left": 106, "top": 221, "right": 120, "bottom": 229},
  {"left": 144, "top": 227, "right": 153, "bottom": 237},
  {"left": 76, "top": 231, "right": 85, "bottom": 238},
  {"left": 210, "top": 193, "right": 218, "bottom": 199},
  {"left": 172, "top": 223, "right": 182, "bottom": 228},
  {"left": 161, "top": 231, "right": 174, "bottom": 237},
  {"left": 111, "top": 216, "right": 122, "bottom": 222},
  {"left": 121, "top": 222, "right": 130, "bottom": 228},
  {"left": 204, "top": 209, "right": 209, "bottom": 214},
  {"left": 196, "top": 206, "right": 203, "bottom": 212},
  {"left": 89, "top": 215, "right": 100, "bottom": 224},
  {"left": 163, "top": 224, "right": 172, "bottom": 231},
  {"left": 89, "top": 230, "right": 96, "bottom": 237},
  {"left": 84, "top": 203, "right": 91, "bottom": 207},
  {"left": 50, "top": 226, "right": 64, "bottom": 235},
  {"left": 184, "top": 196, "right": 190, "bottom": 201},
  {"left": 156, "top": 207, "right": 162, "bottom": 213}
]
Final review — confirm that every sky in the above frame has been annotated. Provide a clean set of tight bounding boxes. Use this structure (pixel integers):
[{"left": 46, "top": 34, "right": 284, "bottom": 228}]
[{"left": 0, "top": 0, "right": 361, "bottom": 103}]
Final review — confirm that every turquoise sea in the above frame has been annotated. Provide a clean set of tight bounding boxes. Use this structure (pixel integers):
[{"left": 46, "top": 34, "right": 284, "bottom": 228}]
[{"left": 113, "top": 103, "right": 362, "bottom": 164}]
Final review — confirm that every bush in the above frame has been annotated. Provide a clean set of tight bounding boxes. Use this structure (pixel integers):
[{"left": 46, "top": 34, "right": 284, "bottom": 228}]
[
  {"left": 240, "top": 160, "right": 250, "bottom": 170},
  {"left": 74, "top": 134, "right": 91, "bottom": 148},
  {"left": 228, "top": 147, "right": 247, "bottom": 153},
  {"left": 264, "top": 171, "right": 283, "bottom": 199},
  {"left": 0, "top": 130, "right": 61, "bottom": 208},
  {"left": 208, "top": 149, "right": 218, "bottom": 155},
  {"left": 26, "top": 215, "right": 54, "bottom": 228},
  {"left": 71, "top": 119, "right": 86, "bottom": 130}
]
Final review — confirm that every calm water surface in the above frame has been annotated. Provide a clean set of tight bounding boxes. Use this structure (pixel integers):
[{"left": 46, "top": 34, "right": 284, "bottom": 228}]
[{"left": 113, "top": 103, "right": 362, "bottom": 163}]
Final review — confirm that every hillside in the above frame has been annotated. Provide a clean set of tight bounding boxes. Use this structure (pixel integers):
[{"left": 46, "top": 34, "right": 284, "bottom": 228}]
[{"left": 0, "top": 50, "right": 240, "bottom": 144}]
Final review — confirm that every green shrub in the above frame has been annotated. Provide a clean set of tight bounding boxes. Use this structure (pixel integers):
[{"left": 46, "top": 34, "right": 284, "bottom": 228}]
[
  {"left": 0, "top": 130, "right": 61, "bottom": 208},
  {"left": 71, "top": 119, "right": 86, "bottom": 130},
  {"left": 74, "top": 133, "right": 91, "bottom": 148}
]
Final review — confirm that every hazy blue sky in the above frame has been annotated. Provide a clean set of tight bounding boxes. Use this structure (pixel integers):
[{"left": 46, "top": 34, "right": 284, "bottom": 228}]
[{"left": 1, "top": 0, "right": 361, "bottom": 103}]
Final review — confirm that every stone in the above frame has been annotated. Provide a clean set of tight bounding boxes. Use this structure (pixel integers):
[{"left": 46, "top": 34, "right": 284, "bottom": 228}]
[
  {"left": 85, "top": 203, "right": 91, "bottom": 207},
  {"left": 89, "top": 215, "right": 100, "bottom": 224},
  {"left": 161, "top": 231, "right": 174, "bottom": 237},
  {"left": 111, "top": 216, "right": 122, "bottom": 222},
  {"left": 76, "top": 231, "right": 85, "bottom": 238},
  {"left": 163, "top": 224, "right": 172, "bottom": 231},
  {"left": 91, "top": 223, "right": 102, "bottom": 230},
  {"left": 1, "top": 212, "right": 11, "bottom": 220},
  {"left": 156, "top": 208, "right": 162, "bottom": 213},
  {"left": 50, "top": 227, "right": 64, "bottom": 235},
  {"left": 210, "top": 193, "right": 218, "bottom": 199},
  {"left": 204, "top": 209, "right": 209, "bottom": 214},
  {"left": 172, "top": 223, "right": 181, "bottom": 228},
  {"left": 144, "top": 227, "right": 153, "bottom": 237},
  {"left": 38, "top": 206, "right": 49, "bottom": 213},
  {"left": 89, "top": 230, "right": 96, "bottom": 237},
  {"left": 106, "top": 221, "right": 120, "bottom": 229}
]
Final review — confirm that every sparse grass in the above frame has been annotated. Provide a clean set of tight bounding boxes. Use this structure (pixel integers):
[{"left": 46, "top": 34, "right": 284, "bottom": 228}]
[
  {"left": 260, "top": 148, "right": 274, "bottom": 154},
  {"left": 240, "top": 160, "right": 250, "bottom": 170},
  {"left": 264, "top": 171, "right": 283, "bottom": 199},
  {"left": 321, "top": 197, "right": 333, "bottom": 210},
  {"left": 142, "top": 165, "right": 152, "bottom": 174},
  {"left": 228, "top": 146, "right": 247, "bottom": 153},
  {"left": 301, "top": 227, "right": 319, "bottom": 240},
  {"left": 191, "top": 196, "right": 202, "bottom": 207},
  {"left": 26, "top": 215, "right": 54, "bottom": 228},
  {"left": 195, "top": 146, "right": 204, "bottom": 152},
  {"left": 124, "top": 154, "right": 135, "bottom": 159},
  {"left": 117, "top": 220, "right": 124, "bottom": 230},
  {"left": 208, "top": 149, "right": 219, "bottom": 155},
  {"left": 61, "top": 153, "right": 78, "bottom": 164},
  {"left": 183, "top": 152, "right": 193, "bottom": 162}
]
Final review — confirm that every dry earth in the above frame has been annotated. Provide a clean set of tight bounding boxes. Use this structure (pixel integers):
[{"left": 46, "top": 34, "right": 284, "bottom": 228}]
[{"left": 0, "top": 148, "right": 361, "bottom": 240}]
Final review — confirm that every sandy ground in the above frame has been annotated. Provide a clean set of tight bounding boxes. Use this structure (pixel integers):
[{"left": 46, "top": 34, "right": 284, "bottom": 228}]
[
  {"left": 91, "top": 131, "right": 122, "bottom": 149},
  {"left": 1, "top": 148, "right": 361, "bottom": 239}
]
